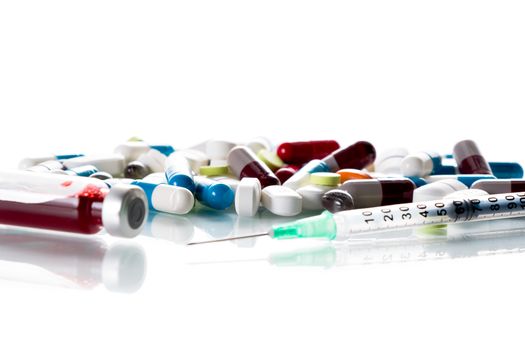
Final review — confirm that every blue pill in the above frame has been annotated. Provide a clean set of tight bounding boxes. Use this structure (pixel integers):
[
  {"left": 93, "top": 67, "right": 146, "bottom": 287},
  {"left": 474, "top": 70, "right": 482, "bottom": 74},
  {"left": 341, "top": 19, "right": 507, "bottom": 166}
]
[
  {"left": 489, "top": 162, "right": 524, "bottom": 179},
  {"left": 195, "top": 177, "right": 234, "bottom": 210}
]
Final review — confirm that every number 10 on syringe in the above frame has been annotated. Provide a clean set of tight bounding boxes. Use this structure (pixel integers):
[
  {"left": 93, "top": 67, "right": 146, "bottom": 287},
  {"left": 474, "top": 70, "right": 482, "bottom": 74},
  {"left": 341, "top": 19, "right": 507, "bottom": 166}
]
[
  {"left": 189, "top": 192, "right": 525, "bottom": 245},
  {"left": 341, "top": 192, "right": 525, "bottom": 236}
]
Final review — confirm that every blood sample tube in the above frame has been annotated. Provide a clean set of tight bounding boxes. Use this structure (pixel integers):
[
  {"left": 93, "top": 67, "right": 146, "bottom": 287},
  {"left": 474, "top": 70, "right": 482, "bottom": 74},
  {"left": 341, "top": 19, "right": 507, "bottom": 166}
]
[
  {"left": 227, "top": 146, "right": 280, "bottom": 188},
  {"left": 322, "top": 178, "right": 415, "bottom": 212},
  {"left": 471, "top": 179, "right": 525, "bottom": 194},
  {"left": 453, "top": 140, "right": 492, "bottom": 175},
  {"left": 277, "top": 140, "right": 340, "bottom": 164},
  {"left": 0, "top": 171, "right": 147, "bottom": 238}
]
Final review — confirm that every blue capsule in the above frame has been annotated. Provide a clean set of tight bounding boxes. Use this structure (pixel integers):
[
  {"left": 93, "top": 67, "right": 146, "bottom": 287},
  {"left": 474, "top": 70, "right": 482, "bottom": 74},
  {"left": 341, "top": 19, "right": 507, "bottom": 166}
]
[
  {"left": 165, "top": 153, "right": 196, "bottom": 193},
  {"left": 406, "top": 176, "right": 427, "bottom": 188},
  {"left": 65, "top": 165, "right": 98, "bottom": 177},
  {"left": 194, "top": 176, "right": 234, "bottom": 210},
  {"left": 489, "top": 162, "right": 524, "bottom": 179}
]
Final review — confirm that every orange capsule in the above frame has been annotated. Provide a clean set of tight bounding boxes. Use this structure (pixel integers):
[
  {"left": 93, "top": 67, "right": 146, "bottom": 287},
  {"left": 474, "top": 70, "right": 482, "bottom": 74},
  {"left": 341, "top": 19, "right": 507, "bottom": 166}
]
[{"left": 336, "top": 169, "right": 373, "bottom": 182}]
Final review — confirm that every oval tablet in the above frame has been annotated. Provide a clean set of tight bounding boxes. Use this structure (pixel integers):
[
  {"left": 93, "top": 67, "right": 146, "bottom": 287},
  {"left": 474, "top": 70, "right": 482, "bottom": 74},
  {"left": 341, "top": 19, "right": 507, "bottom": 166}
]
[{"left": 261, "top": 185, "right": 302, "bottom": 216}]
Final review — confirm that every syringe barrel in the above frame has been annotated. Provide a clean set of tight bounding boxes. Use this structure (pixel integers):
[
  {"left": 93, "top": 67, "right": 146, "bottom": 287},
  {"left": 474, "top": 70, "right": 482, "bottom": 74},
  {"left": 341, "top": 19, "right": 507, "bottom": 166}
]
[{"left": 332, "top": 192, "right": 525, "bottom": 240}]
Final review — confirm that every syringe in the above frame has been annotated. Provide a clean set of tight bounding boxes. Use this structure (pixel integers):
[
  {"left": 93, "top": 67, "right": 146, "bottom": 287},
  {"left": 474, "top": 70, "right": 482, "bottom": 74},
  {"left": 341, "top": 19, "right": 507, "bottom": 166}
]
[{"left": 188, "top": 191, "right": 525, "bottom": 245}]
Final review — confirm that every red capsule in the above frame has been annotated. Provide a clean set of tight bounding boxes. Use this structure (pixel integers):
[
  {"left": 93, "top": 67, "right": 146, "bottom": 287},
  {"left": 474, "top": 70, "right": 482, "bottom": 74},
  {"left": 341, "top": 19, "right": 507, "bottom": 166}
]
[
  {"left": 277, "top": 140, "right": 340, "bottom": 164},
  {"left": 322, "top": 141, "right": 376, "bottom": 171},
  {"left": 275, "top": 164, "right": 301, "bottom": 183}
]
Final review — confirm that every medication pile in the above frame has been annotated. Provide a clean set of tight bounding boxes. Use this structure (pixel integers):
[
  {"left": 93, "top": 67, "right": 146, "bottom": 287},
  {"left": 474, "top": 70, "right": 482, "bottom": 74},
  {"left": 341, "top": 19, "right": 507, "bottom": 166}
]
[{"left": 6, "top": 138, "right": 525, "bottom": 240}]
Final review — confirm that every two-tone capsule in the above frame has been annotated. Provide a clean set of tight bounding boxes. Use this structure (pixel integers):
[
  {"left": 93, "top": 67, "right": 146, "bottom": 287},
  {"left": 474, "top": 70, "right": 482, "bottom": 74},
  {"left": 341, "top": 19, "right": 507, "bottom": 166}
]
[
  {"left": 227, "top": 146, "right": 280, "bottom": 188},
  {"left": 471, "top": 179, "right": 525, "bottom": 194},
  {"left": 276, "top": 140, "right": 340, "bottom": 165},
  {"left": 165, "top": 152, "right": 196, "bottom": 192},
  {"left": 453, "top": 140, "right": 492, "bottom": 175},
  {"left": 400, "top": 151, "right": 442, "bottom": 177},
  {"left": 322, "top": 178, "right": 415, "bottom": 212},
  {"left": 131, "top": 180, "right": 194, "bottom": 215}
]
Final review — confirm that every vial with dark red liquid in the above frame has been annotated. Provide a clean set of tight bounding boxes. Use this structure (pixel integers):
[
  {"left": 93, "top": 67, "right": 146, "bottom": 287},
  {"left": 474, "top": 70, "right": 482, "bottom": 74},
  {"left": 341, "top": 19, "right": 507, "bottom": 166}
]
[
  {"left": 0, "top": 171, "right": 147, "bottom": 238},
  {"left": 453, "top": 140, "right": 493, "bottom": 175},
  {"left": 276, "top": 140, "right": 340, "bottom": 165},
  {"left": 322, "top": 178, "right": 415, "bottom": 212},
  {"left": 227, "top": 146, "right": 280, "bottom": 188}
]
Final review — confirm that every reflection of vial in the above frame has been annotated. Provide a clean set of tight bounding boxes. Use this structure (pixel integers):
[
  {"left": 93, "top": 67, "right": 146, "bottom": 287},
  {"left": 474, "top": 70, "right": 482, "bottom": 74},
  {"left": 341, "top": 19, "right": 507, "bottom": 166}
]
[
  {"left": 0, "top": 228, "right": 146, "bottom": 293},
  {"left": 0, "top": 171, "right": 147, "bottom": 238}
]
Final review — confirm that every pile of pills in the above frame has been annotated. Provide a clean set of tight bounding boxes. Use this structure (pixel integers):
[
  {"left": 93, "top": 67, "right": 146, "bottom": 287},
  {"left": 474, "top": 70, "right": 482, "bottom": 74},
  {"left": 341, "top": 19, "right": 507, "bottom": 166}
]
[{"left": 17, "top": 138, "right": 525, "bottom": 229}]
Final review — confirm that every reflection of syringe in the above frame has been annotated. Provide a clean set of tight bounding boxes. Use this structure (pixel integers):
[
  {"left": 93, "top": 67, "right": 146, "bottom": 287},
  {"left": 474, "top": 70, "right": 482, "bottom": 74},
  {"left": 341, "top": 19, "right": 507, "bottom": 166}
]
[
  {"left": 190, "top": 218, "right": 525, "bottom": 268},
  {"left": 189, "top": 192, "right": 525, "bottom": 245}
]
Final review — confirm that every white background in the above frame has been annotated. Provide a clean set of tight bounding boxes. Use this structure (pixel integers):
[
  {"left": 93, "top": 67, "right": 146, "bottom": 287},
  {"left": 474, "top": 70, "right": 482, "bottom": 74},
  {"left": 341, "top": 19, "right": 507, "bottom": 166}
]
[{"left": 1, "top": 1, "right": 525, "bottom": 349}]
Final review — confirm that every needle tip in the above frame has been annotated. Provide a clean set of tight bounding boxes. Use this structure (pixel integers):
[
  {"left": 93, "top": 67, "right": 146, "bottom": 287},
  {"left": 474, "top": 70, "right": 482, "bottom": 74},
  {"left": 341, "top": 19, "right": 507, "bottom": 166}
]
[{"left": 187, "top": 232, "right": 270, "bottom": 246}]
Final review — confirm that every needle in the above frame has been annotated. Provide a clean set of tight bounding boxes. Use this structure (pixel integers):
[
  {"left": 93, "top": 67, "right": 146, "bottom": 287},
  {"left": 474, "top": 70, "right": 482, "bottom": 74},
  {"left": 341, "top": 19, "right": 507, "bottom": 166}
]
[{"left": 187, "top": 232, "right": 270, "bottom": 245}]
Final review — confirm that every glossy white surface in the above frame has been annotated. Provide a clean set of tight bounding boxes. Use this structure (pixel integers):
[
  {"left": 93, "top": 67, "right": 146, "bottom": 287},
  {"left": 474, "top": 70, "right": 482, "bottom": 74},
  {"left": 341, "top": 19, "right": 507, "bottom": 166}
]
[{"left": 1, "top": 0, "right": 525, "bottom": 349}]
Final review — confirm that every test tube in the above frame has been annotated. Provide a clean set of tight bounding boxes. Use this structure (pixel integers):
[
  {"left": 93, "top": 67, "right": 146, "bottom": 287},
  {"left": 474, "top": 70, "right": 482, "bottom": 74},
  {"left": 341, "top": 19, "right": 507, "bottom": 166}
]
[{"left": 0, "top": 171, "right": 147, "bottom": 238}]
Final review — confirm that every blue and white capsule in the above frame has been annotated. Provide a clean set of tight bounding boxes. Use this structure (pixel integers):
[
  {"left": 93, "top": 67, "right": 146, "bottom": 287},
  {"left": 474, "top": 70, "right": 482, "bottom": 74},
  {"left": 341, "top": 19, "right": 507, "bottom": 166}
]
[
  {"left": 194, "top": 176, "right": 234, "bottom": 210},
  {"left": 131, "top": 180, "right": 194, "bottom": 215},
  {"left": 425, "top": 174, "right": 496, "bottom": 188},
  {"left": 19, "top": 154, "right": 84, "bottom": 170},
  {"left": 432, "top": 160, "right": 523, "bottom": 179},
  {"left": 64, "top": 165, "right": 98, "bottom": 177},
  {"left": 400, "top": 151, "right": 442, "bottom": 177},
  {"left": 165, "top": 153, "right": 196, "bottom": 193},
  {"left": 115, "top": 141, "right": 175, "bottom": 163},
  {"left": 282, "top": 160, "right": 331, "bottom": 190}
]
